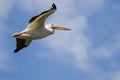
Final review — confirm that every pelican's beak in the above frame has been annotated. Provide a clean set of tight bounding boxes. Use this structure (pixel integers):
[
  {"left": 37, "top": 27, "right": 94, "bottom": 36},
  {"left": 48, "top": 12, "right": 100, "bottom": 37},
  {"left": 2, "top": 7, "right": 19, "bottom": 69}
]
[{"left": 52, "top": 25, "right": 71, "bottom": 31}]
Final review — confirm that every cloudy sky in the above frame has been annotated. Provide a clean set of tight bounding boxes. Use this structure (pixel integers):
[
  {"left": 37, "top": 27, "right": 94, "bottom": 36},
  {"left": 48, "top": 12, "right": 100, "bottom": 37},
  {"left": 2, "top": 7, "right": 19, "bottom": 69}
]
[{"left": 0, "top": 0, "right": 120, "bottom": 80}]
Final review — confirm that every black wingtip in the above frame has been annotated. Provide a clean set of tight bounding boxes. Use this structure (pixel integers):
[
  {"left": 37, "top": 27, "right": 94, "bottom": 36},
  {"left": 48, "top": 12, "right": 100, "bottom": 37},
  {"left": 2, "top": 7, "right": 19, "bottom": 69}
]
[
  {"left": 52, "top": 3, "right": 57, "bottom": 10},
  {"left": 14, "top": 45, "right": 27, "bottom": 53},
  {"left": 14, "top": 49, "right": 19, "bottom": 53},
  {"left": 14, "top": 48, "right": 23, "bottom": 53}
]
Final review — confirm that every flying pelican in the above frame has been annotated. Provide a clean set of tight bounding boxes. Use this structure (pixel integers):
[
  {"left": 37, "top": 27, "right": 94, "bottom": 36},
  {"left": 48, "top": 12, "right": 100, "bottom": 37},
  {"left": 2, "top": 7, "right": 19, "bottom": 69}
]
[{"left": 12, "top": 3, "right": 71, "bottom": 53}]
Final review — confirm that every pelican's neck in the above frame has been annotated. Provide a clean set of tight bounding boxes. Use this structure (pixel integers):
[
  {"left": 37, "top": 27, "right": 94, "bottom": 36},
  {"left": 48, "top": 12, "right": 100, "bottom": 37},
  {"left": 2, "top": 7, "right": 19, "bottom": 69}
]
[{"left": 45, "top": 24, "right": 54, "bottom": 34}]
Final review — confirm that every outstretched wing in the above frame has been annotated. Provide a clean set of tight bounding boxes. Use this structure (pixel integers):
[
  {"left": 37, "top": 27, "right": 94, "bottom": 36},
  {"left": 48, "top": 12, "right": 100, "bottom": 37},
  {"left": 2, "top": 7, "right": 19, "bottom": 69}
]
[
  {"left": 14, "top": 38, "right": 32, "bottom": 53},
  {"left": 26, "top": 3, "right": 57, "bottom": 30}
]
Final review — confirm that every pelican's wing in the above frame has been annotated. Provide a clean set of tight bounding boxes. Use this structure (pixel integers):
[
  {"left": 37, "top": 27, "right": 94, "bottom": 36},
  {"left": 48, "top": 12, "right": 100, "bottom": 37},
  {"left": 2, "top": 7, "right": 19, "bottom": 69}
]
[
  {"left": 27, "top": 3, "right": 57, "bottom": 30},
  {"left": 14, "top": 38, "right": 32, "bottom": 53}
]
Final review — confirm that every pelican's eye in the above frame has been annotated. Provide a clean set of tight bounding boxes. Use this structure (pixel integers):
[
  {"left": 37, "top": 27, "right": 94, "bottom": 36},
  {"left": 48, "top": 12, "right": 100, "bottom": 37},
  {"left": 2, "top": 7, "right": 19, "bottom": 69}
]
[{"left": 51, "top": 24, "right": 54, "bottom": 26}]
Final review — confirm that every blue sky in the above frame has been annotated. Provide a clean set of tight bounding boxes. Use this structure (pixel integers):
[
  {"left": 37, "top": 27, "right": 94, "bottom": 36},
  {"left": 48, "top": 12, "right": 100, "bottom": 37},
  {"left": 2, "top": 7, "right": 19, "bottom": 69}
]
[{"left": 0, "top": 0, "right": 120, "bottom": 80}]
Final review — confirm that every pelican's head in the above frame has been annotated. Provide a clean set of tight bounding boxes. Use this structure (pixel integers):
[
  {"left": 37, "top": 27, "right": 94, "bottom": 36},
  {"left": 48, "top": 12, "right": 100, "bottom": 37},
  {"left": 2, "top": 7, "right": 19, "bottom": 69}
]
[{"left": 45, "top": 24, "right": 71, "bottom": 32}]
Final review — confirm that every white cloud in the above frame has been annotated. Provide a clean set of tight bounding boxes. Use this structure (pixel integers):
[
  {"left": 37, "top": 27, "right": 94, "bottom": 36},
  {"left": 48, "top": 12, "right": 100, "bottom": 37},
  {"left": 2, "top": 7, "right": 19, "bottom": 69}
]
[
  {"left": 92, "top": 46, "right": 112, "bottom": 59},
  {"left": 42, "top": 15, "right": 93, "bottom": 71},
  {"left": 91, "top": 35, "right": 120, "bottom": 59}
]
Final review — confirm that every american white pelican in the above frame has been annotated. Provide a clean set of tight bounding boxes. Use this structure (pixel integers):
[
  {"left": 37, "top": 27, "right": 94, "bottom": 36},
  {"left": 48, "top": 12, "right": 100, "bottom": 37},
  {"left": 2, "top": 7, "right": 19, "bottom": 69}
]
[{"left": 12, "top": 3, "right": 71, "bottom": 53}]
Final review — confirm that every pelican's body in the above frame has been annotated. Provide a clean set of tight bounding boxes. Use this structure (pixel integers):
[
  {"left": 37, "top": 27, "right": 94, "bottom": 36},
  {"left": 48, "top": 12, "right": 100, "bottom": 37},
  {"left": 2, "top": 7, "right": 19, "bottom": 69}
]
[
  {"left": 25, "top": 25, "right": 53, "bottom": 39},
  {"left": 16, "top": 24, "right": 54, "bottom": 39},
  {"left": 12, "top": 3, "right": 71, "bottom": 53}
]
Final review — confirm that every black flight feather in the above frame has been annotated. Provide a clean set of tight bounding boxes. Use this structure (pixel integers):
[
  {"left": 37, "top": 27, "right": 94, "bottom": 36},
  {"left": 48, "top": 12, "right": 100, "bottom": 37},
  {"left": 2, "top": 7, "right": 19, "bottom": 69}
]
[
  {"left": 29, "top": 3, "right": 57, "bottom": 23},
  {"left": 14, "top": 38, "right": 27, "bottom": 53}
]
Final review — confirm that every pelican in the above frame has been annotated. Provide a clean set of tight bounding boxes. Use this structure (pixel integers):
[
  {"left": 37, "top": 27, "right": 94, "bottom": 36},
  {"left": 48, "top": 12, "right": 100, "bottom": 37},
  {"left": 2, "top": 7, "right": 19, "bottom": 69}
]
[{"left": 12, "top": 3, "right": 71, "bottom": 53}]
